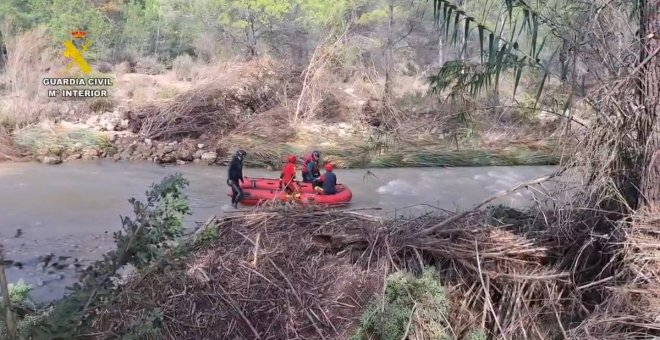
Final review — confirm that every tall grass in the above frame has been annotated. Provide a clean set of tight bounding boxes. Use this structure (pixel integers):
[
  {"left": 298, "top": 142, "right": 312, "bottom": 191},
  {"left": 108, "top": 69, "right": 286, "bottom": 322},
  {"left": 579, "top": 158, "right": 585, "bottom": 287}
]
[
  {"left": 13, "top": 123, "right": 111, "bottom": 156},
  {"left": 0, "top": 26, "right": 54, "bottom": 130}
]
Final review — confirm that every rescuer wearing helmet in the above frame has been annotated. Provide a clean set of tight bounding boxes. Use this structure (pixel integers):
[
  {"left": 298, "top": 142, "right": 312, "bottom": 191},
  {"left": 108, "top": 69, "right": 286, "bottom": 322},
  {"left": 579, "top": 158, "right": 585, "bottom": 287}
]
[
  {"left": 280, "top": 154, "right": 300, "bottom": 195},
  {"left": 302, "top": 150, "right": 321, "bottom": 183},
  {"left": 227, "top": 149, "right": 247, "bottom": 208},
  {"left": 313, "top": 163, "right": 337, "bottom": 195}
]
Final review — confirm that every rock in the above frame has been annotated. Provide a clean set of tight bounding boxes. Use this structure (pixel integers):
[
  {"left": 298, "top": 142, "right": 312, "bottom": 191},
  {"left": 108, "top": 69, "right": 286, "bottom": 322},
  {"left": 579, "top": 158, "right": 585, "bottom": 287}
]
[
  {"left": 177, "top": 160, "right": 187, "bottom": 165},
  {"left": 177, "top": 145, "right": 195, "bottom": 161},
  {"left": 109, "top": 133, "right": 119, "bottom": 143},
  {"left": 40, "top": 155, "right": 62, "bottom": 165},
  {"left": 112, "top": 154, "right": 121, "bottom": 161},
  {"left": 155, "top": 153, "right": 176, "bottom": 164},
  {"left": 144, "top": 138, "right": 152, "bottom": 146},
  {"left": 197, "top": 143, "right": 205, "bottom": 149},
  {"left": 200, "top": 151, "right": 217, "bottom": 164},
  {"left": 118, "top": 119, "right": 130, "bottom": 130},
  {"left": 67, "top": 153, "right": 82, "bottom": 161},
  {"left": 82, "top": 149, "right": 99, "bottom": 160},
  {"left": 86, "top": 114, "right": 99, "bottom": 126},
  {"left": 154, "top": 144, "right": 176, "bottom": 164},
  {"left": 119, "top": 143, "right": 137, "bottom": 160},
  {"left": 134, "top": 144, "right": 152, "bottom": 159},
  {"left": 193, "top": 149, "right": 206, "bottom": 159},
  {"left": 98, "top": 111, "right": 122, "bottom": 131}
]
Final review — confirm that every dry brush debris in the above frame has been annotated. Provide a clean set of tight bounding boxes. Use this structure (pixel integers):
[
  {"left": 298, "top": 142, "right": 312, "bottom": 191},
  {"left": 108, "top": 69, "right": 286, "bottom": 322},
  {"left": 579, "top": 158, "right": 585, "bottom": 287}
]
[
  {"left": 129, "top": 58, "right": 293, "bottom": 141},
  {"left": 87, "top": 205, "right": 638, "bottom": 340}
]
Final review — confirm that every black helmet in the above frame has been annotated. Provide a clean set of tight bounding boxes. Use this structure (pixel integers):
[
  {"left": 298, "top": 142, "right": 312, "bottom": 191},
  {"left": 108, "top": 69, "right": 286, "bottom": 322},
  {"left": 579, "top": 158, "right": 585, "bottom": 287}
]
[
  {"left": 235, "top": 150, "right": 247, "bottom": 159},
  {"left": 312, "top": 150, "right": 320, "bottom": 159}
]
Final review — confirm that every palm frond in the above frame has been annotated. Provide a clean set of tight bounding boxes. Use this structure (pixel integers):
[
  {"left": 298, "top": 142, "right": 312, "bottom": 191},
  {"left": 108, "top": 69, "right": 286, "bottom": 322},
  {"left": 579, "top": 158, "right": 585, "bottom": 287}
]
[{"left": 430, "top": 0, "right": 560, "bottom": 101}]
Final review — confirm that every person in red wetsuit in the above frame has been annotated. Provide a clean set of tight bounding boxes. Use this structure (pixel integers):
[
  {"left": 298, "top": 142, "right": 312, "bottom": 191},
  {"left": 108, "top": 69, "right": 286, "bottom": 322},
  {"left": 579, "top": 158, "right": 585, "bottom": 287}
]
[
  {"left": 313, "top": 163, "right": 337, "bottom": 195},
  {"left": 280, "top": 154, "right": 300, "bottom": 195},
  {"left": 301, "top": 150, "right": 321, "bottom": 183}
]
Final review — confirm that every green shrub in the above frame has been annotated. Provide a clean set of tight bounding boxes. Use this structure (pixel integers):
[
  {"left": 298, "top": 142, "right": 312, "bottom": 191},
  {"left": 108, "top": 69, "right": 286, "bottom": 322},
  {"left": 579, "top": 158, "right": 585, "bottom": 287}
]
[
  {"left": 352, "top": 267, "right": 451, "bottom": 340},
  {"left": 0, "top": 279, "right": 43, "bottom": 340},
  {"left": 194, "top": 224, "right": 219, "bottom": 249},
  {"left": 21, "top": 174, "right": 191, "bottom": 338}
]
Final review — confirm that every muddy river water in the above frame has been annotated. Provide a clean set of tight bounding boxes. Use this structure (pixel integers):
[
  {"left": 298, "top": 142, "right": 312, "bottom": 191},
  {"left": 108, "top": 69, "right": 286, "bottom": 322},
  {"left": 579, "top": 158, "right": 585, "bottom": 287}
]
[{"left": 0, "top": 160, "right": 558, "bottom": 303}]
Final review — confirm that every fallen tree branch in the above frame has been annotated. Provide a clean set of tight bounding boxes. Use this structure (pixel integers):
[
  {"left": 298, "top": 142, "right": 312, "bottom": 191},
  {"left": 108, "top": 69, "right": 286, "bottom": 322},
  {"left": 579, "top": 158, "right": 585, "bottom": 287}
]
[
  {"left": 268, "top": 258, "right": 327, "bottom": 340},
  {"left": 216, "top": 284, "right": 263, "bottom": 340}
]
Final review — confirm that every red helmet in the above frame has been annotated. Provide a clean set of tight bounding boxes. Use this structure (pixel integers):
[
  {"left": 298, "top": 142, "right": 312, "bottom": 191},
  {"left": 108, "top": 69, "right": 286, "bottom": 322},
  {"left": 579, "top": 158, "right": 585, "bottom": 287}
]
[
  {"left": 287, "top": 155, "right": 297, "bottom": 163},
  {"left": 325, "top": 163, "right": 333, "bottom": 172}
]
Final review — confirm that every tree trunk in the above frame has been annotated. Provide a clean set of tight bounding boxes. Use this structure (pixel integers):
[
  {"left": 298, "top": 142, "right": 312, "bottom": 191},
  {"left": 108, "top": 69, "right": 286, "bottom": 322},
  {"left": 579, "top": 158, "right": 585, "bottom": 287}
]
[
  {"left": 638, "top": 0, "right": 660, "bottom": 211},
  {"left": 0, "top": 29, "right": 6, "bottom": 70},
  {"left": 383, "top": 0, "right": 395, "bottom": 101},
  {"left": 437, "top": 24, "right": 444, "bottom": 67}
]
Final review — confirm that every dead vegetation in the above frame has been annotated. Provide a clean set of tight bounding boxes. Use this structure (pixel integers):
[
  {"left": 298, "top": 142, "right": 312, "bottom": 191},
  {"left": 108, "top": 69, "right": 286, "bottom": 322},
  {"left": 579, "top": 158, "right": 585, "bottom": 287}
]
[
  {"left": 86, "top": 194, "right": 659, "bottom": 340},
  {"left": 93, "top": 210, "right": 386, "bottom": 340},
  {"left": 567, "top": 208, "right": 660, "bottom": 339},
  {"left": 128, "top": 58, "right": 295, "bottom": 141},
  {"left": 0, "top": 128, "right": 24, "bottom": 161}
]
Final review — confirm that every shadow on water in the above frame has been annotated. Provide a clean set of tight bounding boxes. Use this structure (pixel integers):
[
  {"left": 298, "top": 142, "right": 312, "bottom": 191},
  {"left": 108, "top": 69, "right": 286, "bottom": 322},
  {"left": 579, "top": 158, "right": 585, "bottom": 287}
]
[{"left": 0, "top": 159, "right": 558, "bottom": 303}]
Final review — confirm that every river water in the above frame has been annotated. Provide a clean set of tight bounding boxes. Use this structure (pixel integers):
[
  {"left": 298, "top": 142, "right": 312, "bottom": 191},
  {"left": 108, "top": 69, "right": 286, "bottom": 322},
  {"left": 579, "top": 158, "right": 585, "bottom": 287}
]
[{"left": 0, "top": 160, "right": 558, "bottom": 303}]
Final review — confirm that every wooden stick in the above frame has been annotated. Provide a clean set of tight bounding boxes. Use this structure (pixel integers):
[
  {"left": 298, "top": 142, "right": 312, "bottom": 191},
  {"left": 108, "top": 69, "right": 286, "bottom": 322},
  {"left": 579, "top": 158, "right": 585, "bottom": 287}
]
[
  {"left": 475, "top": 240, "right": 507, "bottom": 339},
  {"left": 268, "top": 259, "right": 326, "bottom": 340},
  {"left": 0, "top": 246, "right": 17, "bottom": 340},
  {"left": 216, "top": 284, "right": 263, "bottom": 340},
  {"left": 252, "top": 233, "right": 260, "bottom": 267},
  {"left": 415, "top": 172, "right": 559, "bottom": 237},
  {"left": 400, "top": 302, "right": 418, "bottom": 340}
]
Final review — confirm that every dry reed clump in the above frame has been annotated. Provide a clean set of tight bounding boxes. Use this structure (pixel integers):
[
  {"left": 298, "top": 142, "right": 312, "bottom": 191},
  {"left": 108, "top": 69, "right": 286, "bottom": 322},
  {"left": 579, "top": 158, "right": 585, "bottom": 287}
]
[
  {"left": 0, "top": 26, "right": 54, "bottom": 129},
  {"left": 567, "top": 208, "right": 660, "bottom": 339},
  {"left": 172, "top": 54, "right": 195, "bottom": 81},
  {"left": 92, "top": 211, "right": 387, "bottom": 340},
  {"left": 130, "top": 57, "right": 290, "bottom": 141},
  {"left": 0, "top": 127, "right": 24, "bottom": 161},
  {"left": 227, "top": 106, "right": 296, "bottom": 144},
  {"left": 90, "top": 207, "right": 593, "bottom": 340},
  {"left": 1, "top": 26, "right": 52, "bottom": 98},
  {"left": 12, "top": 121, "right": 111, "bottom": 157},
  {"left": 390, "top": 212, "right": 573, "bottom": 340}
]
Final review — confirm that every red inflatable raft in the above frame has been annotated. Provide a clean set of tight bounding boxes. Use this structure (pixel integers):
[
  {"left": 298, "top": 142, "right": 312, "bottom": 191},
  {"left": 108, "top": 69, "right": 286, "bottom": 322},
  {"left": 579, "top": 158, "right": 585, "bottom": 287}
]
[{"left": 226, "top": 177, "right": 353, "bottom": 206}]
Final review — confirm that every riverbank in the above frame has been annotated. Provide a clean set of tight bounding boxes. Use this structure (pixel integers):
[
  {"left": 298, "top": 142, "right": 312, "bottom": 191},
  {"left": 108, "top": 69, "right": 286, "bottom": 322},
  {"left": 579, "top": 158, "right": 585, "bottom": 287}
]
[
  {"left": 3, "top": 118, "right": 562, "bottom": 168},
  {"left": 1, "top": 56, "right": 568, "bottom": 168}
]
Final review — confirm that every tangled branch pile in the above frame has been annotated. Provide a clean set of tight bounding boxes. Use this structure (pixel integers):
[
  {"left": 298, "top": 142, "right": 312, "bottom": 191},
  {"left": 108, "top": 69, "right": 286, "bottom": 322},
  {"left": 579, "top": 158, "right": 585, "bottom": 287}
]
[
  {"left": 93, "top": 210, "right": 386, "bottom": 339},
  {"left": 87, "top": 204, "right": 637, "bottom": 340},
  {"left": 568, "top": 207, "right": 660, "bottom": 339},
  {"left": 129, "top": 58, "right": 291, "bottom": 141}
]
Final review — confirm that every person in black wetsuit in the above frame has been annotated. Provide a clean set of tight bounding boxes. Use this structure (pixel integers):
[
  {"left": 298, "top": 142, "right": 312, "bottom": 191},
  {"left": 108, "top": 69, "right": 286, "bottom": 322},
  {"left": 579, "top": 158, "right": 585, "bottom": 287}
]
[
  {"left": 227, "top": 149, "right": 247, "bottom": 208},
  {"left": 313, "top": 163, "right": 337, "bottom": 195}
]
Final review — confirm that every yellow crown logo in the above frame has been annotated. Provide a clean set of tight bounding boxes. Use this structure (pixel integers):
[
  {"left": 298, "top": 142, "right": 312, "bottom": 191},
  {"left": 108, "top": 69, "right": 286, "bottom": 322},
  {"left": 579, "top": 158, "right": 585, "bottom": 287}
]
[{"left": 71, "top": 31, "right": 87, "bottom": 39}]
